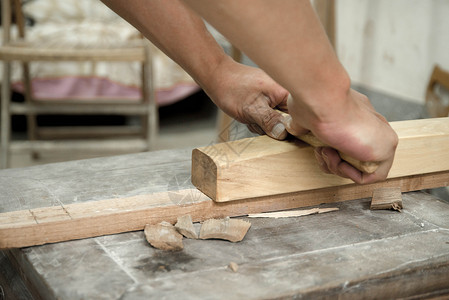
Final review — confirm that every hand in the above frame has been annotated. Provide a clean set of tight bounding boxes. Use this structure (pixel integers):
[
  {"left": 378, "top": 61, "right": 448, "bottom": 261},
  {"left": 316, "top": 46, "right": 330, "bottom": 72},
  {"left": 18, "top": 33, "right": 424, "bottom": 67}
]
[
  {"left": 204, "top": 57, "right": 290, "bottom": 140},
  {"left": 285, "top": 89, "right": 398, "bottom": 184}
]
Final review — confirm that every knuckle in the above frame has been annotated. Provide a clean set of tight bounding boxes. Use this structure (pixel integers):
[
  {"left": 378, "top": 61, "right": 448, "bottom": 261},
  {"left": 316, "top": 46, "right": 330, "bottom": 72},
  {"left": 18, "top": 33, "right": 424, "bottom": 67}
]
[
  {"left": 260, "top": 111, "right": 278, "bottom": 129},
  {"left": 241, "top": 96, "right": 261, "bottom": 121}
]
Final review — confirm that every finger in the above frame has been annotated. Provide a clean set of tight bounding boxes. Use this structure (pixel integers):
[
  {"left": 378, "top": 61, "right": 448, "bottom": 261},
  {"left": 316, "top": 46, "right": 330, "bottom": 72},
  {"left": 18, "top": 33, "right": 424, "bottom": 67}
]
[
  {"left": 284, "top": 94, "right": 309, "bottom": 137},
  {"left": 315, "top": 138, "right": 387, "bottom": 184},
  {"left": 247, "top": 124, "right": 265, "bottom": 135},
  {"left": 284, "top": 114, "right": 309, "bottom": 137},
  {"left": 259, "top": 73, "right": 290, "bottom": 109},
  {"left": 321, "top": 147, "right": 369, "bottom": 183},
  {"left": 318, "top": 148, "right": 365, "bottom": 182},
  {"left": 359, "top": 157, "right": 394, "bottom": 184},
  {"left": 338, "top": 162, "right": 363, "bottom": 183},
  {"left": 276, "top": 103, "right": 289, "bottom": 112},
  {"left": 338, "top": 151, "right": 394, "bottom": 184},
  {"left": 314, "top": 147, "right": 331, "bottom": 174},
  {"left": 245, "top": 95, "right": 288, "bottom": 140},
  {"left": 321, "top": 147, "right": 346, "bottom": 178}
]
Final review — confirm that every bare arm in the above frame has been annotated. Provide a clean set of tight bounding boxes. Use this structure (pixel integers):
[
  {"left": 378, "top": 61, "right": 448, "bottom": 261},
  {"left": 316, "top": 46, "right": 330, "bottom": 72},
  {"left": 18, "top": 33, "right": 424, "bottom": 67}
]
[
  {"left": 103, "top": 0, "right": 223, "bottom": 91},
  {"left": 101, "top": 0, "right": 289, "bottom": 139},
  {"left": 183, "top": 0, "right": 347, "bottom": 122},
  {"left": 183, "top": 0, "right": 398, "bottom": 183},
  {"left": 103, "top": 0, "right": 397, "bottom": 183}
]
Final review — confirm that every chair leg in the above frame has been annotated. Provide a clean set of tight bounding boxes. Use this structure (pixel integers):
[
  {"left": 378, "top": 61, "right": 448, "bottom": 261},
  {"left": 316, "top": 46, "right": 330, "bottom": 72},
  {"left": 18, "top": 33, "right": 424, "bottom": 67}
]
[
  {"left": 1, "top": 62, "right": 12, "bottom": 169},
  {"left": 143, "top": 43, "right": 158, "bottom": 151},
  {"left": 148, "top": 99, "right": 159, "bottom": 150},
  {"left": 22, "top": 63, "right": 39, "bottom": 159}
]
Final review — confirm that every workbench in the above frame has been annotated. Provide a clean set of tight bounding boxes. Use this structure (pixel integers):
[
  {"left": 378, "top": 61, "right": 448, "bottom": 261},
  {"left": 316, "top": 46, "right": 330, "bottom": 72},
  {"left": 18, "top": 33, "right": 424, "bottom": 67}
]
[{"left": 1, "top": 148, "right": 449, "bottom": 299}]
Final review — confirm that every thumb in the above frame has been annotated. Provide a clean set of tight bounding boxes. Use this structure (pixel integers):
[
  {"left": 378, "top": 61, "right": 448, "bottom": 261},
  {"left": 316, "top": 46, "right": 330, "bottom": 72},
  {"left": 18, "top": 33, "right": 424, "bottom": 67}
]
[
  {"left": 284, "top": 94, "right": 309, "bottom": 137},
  {"left": 283, "top": 114, "right": 308, "bottom": 137},
  {"left": 249, "top": 102, "right": 288, "bottom": 140}
]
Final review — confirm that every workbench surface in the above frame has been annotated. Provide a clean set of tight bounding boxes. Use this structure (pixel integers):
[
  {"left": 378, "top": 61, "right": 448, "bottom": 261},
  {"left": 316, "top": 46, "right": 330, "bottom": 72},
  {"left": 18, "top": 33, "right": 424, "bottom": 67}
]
[{"left": 1, "top": 148, "right": 449, "bottom": 299}]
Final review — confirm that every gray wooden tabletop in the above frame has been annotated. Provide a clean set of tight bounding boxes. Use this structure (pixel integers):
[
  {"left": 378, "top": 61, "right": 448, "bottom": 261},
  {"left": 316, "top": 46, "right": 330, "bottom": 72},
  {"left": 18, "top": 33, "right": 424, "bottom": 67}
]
[{"left": 1, "top": 148, "right": 449, "bottom": 299}]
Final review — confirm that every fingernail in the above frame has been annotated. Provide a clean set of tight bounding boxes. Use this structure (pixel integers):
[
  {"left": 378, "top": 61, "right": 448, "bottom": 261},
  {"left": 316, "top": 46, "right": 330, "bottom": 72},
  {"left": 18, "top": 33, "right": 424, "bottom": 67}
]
[{"left": 271, "top": 123, "right": 286, "bottom": 139}]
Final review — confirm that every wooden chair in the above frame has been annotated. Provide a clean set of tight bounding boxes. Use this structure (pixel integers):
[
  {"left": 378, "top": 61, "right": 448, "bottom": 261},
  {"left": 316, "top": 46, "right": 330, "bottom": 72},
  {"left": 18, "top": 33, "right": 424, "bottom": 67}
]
[
  {"left": 425, "top": 65, "right": 449, "bottom": 118},
  {"left": 0, "top": 0, "right": 158, "bottom": 168}
]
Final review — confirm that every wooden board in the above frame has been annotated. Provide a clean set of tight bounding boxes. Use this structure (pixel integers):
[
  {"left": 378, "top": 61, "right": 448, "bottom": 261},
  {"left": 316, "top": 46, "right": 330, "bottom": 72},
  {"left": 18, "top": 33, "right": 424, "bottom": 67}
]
[
  {"left": 192, "top": 118, "right": 449, "bottom": 202},
  {"left": 1, "top": 170, "right": 448, "bottom": 249}
]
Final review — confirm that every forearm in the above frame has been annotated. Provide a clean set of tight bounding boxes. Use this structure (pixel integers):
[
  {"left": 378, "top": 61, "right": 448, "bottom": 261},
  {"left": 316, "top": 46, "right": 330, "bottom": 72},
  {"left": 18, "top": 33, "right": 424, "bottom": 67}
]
[
  {"left": 183, "top": 0, "right": 350, "bottom": 126},
  {"left": 183, "top": 0, "right": 398, "bottom": 184},
  {"left": 101, "top": 0, "right": 291, "bottom": 140},
  {"left": 101, "top": 0, "right": 230, "bottom": 91}
]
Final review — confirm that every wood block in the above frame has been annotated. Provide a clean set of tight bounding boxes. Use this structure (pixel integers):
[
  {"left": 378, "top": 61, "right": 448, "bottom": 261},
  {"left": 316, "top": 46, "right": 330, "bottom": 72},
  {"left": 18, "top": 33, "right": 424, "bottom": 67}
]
[
  {"left": 228, "top": 262, "right": 239, "bottom": 272},
  {"left": 175, "top": 215, "right": 198, "bottom": 239},
  {"left": 192, "top": 118, "right": 449, "bottom": 202},
  {"left": 371, "top": 187, "right": 403, "bottom": 211},
  {"left": 144, "top": 221, "right": 184, "bottom": 251},
  {"left": 199, "top": 217, "right": 251, "bottom": 242}
]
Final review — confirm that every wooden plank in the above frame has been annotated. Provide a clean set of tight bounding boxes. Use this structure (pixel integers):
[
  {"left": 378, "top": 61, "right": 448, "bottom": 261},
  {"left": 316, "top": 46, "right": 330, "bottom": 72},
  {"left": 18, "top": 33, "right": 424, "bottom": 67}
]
[
  {"left": 426, "top": 65, "right": 449, "bottom": 117},
  {"left": 9, "top": 139, "right": 148, "bottom": 153},
  {"left": 370, "top": 187, "right": 403, "bottom": 211},
  {"left": 0, "top": 44, "right": 146, "bottom": 62},
  {"left": 192, "top": 118, "right": 449, "bottom": 202},
  {"left": 1, "top": 170, "right": 448, "bottom": 249},
  {"left": 36, "top": 126, "right": 142, "bottom": 139},
  {"left": 10, "top": 103, "right": 150, "bottom": 115}
]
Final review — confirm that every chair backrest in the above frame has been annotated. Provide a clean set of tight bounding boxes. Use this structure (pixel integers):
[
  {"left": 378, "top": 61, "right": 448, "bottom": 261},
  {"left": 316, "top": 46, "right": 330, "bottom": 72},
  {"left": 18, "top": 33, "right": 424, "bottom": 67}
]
[
  {"left": 1, "top": 0, "right": 12, "bottom": 44},
  {"left": 2, "top": 0, "right": 27, "bottom": 44},
  {"left": 426, "top": 65, "right": 449, "bottom": 117}
]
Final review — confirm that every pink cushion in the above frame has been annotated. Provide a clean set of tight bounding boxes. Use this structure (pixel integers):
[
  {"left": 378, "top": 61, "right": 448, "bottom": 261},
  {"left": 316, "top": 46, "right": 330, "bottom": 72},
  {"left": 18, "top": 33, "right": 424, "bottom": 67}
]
[{"left": 12, "top": 76, "right": 200, "bottom": 107}]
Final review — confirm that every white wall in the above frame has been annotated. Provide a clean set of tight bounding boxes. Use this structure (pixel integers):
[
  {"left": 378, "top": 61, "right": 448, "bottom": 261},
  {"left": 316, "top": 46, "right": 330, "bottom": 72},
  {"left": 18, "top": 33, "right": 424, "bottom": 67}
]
[{"left": 337, "top": 0, "right": 449, "bottom": 104}]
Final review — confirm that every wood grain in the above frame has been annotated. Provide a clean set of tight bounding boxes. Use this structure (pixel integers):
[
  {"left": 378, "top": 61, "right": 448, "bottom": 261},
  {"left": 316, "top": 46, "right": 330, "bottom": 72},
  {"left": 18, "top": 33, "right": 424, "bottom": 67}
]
[
  {"left": 192, "top": 118, "right": 449, "bottom": 202},
  {"left": 144, "top": 222, "right": 184, "bottom": 251},
  {"left": 199, "top": 218, "right": 251, "bottom": 242},
  {"left": 1, "top": 170, "right": 448, "bottom": 249},
  {"left": 248, "top": 207, "right": 339, "bottom": 218},
  {"left": 371, "top": 187, "right": 403, "bottom": 211}
]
